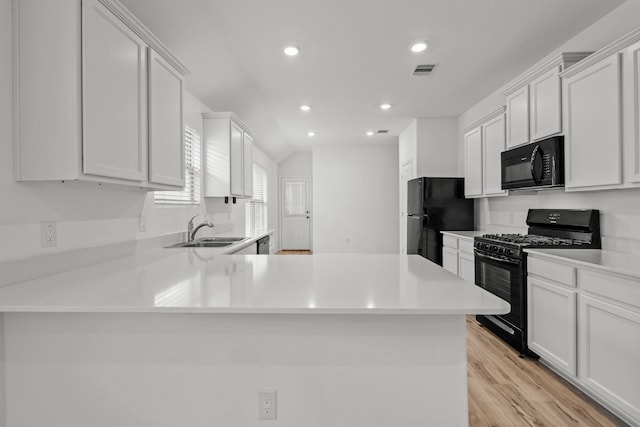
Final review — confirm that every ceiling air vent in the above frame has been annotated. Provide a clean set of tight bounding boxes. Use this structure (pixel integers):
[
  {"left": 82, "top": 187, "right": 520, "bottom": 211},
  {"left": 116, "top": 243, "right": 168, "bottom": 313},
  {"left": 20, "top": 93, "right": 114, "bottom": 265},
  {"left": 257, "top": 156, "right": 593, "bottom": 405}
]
[
  {"left": 413, "top": 64, "right": 438, "bottom": 76},
  {"left": 377, "top": 130, "right": 389, "bottom": 134}
]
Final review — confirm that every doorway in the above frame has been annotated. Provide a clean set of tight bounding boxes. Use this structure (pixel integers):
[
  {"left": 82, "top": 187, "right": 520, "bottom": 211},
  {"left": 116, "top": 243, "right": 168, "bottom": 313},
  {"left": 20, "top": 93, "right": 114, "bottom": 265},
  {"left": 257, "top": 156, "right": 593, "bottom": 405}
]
[{"left": 280, "top": 176, "right": 312, "bottom": 250}]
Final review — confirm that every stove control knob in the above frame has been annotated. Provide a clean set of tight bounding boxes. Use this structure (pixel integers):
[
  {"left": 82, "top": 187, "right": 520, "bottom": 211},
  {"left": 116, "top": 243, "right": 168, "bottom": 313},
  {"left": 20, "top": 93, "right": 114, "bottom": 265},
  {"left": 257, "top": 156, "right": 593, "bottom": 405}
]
[
  {"left": 498, "top": 247, "right": 504, "bottom": 254},
  {"left": 491, "top": 245, "right": 498, "bottom": 251},
  {"left": 508, "top": 249, "right": 515, "bottom": 256}
]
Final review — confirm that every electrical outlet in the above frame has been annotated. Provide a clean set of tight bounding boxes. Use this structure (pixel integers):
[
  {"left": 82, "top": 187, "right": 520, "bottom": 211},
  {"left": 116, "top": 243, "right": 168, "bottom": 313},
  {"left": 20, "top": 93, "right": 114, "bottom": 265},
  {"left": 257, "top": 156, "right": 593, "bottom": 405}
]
[
  {"left": 258, "top": 390, "right": 277, "bottom": 420},
  {"left": 41, "top": 221, "right": 57, "bottom": 247}
]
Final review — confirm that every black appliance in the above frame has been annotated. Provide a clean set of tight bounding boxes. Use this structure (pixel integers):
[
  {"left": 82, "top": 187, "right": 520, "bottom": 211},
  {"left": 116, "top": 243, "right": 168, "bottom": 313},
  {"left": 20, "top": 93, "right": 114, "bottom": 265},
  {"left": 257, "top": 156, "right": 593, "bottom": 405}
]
[
  {"left": 407, "top": 177, "right": 474, "bottom": 265},
  {"left": 474, "top": 209, "right": 600, "bottom": 356},
  {"left": 501, "top": 136, "right": 564, "bottom": 191},
  {"left": 257, "top": 236, "right": 270, "bottom": 254}
]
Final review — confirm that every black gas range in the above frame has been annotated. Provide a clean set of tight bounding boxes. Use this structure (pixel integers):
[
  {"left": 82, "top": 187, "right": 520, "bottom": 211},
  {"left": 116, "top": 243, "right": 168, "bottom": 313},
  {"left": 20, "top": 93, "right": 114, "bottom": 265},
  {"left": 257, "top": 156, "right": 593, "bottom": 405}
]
[{"left": 474, "top": 209, "right": 600, "bottom": 356}]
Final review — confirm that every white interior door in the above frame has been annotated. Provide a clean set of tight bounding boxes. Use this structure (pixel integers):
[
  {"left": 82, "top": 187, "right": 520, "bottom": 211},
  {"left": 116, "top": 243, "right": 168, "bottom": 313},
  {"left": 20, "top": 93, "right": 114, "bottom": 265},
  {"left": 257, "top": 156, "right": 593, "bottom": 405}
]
[
  {"left": 399, "top": 161, "right": 413, "bottom": 254},
  {"left": 280, "top": 177, "right": 311, "bottom": 250}
]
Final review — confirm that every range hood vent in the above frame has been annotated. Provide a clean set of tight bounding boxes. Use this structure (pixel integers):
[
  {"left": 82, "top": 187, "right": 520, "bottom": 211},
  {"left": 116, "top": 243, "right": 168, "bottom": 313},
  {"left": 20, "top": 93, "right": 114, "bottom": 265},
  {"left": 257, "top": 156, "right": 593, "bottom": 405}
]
[{"left": 413, "top": 64, "right": 438, "bottom": 76}]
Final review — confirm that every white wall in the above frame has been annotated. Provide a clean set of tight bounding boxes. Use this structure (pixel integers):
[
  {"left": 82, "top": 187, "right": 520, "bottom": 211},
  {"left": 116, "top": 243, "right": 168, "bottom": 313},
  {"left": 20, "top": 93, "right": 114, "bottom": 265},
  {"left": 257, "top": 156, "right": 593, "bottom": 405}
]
[
  {"left": 278, "top": 151, "right": 312, "bottom": 177},
  {"left": 399, "top": 118, "right": 458, "bottom": 178},
  {"left": 458, "top": 0, "right": 640, "bottom": 252},
  {"left": 416, "top": 118, "right": 459, "bottom": 177},
  {"left": 313, "top": 146, "right": 399, "bottom": 254}
]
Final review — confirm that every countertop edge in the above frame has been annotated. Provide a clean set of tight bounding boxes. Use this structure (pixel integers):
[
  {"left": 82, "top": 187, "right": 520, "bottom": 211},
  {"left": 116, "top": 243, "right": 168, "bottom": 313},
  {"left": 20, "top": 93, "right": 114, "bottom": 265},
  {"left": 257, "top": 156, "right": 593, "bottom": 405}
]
[{"left": 525, "top": 248, "right": 640, "bottom": 280}]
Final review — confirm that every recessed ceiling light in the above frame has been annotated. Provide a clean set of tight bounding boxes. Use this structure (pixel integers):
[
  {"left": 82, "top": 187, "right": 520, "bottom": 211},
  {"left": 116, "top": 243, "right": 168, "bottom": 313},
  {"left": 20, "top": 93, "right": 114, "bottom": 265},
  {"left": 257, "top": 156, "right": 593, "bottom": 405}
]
[
  {"left": 300, "top": 105, "right": 311, "bottom": 112},
  {"left": 366, "top": 131, "right": 374, "bottom": 136},
  {"left": 307, "top": 131, "right": 315, "bottom": 137},
  {"left": 284, "top": 46, "right": 300, "bottom": 56},
  {"left": 411, "top": 42, "right": 428, "bottom": 53},
  {"left": 380, "top": 103, "right": 391, "bottom": 110}
]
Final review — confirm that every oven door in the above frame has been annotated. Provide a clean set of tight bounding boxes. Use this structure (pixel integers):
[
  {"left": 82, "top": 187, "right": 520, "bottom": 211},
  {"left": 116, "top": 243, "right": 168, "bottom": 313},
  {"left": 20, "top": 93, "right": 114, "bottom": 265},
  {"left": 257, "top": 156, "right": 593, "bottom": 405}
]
[{"left": 474, "top": 251, "right": 524, "bottom": 330}]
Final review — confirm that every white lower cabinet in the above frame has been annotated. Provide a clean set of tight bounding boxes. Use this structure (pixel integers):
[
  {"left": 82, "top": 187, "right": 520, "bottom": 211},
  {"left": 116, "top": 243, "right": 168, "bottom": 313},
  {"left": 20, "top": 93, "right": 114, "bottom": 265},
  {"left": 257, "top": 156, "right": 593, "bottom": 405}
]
[
  {"left": 458, "top": 251, "right": 475, "bottom": 283},
  {"left": 527, "top": 277, "right": 577, "bottom": 376},
  {"left": 578, "top": 270, "right": 640, "bottom": 424},
  {"left": 527, "top": 253, "right": 640, "bottom": 426},
  {"left": 442, "top": 233, "right": 475, "bottom": 283},
  {"left": 442, "top": 247, "right": 459, "bottom": 275},
  {"left": 527, "top": 256, "right": 577, "bottom": 376}
]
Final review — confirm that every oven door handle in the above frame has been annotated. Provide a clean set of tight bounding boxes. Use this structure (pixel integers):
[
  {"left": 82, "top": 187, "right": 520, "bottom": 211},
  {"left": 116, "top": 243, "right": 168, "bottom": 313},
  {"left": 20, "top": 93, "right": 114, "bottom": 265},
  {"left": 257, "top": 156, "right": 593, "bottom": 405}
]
[{"left": 475, "top": 251, "right": 521, "bottom": 266}]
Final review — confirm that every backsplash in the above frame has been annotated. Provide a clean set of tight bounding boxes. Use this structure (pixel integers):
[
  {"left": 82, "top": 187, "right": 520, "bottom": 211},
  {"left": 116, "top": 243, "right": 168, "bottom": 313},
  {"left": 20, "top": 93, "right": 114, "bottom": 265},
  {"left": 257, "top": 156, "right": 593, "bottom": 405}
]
[{"left": 477, "top": 187, "right": 640, "bottom": 253}]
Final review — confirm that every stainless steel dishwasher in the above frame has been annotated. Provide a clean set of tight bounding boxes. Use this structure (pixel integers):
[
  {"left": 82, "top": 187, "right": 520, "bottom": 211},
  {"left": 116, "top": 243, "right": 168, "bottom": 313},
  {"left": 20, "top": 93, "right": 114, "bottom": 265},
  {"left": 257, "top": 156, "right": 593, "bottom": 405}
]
[{"left": 257, "top": 236, "right": 270, "bottom": 254}]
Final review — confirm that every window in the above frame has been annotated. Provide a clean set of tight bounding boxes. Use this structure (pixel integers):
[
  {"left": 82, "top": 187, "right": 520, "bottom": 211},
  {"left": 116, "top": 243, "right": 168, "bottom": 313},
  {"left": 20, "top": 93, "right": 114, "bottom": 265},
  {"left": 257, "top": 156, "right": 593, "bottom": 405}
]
[
  {"left": 246, "top": 163, "right": 267, "bottom": 233},
  {"left": 154, "top": 126, "right": 201, "bottom": 204}
]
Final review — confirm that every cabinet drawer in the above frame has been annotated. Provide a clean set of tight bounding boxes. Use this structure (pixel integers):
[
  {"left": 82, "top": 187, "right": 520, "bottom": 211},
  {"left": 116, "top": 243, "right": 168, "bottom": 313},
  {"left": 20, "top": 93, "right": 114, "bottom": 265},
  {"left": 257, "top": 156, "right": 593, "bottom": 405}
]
[
  {"left": 443, "top": 235, "right": 458, "bottom": 249},
  {"left": 579, "top": 269, "right": 640, "bottom": 310},
  {"left": 443, "top": 247, "right": 459, "bottom": 275},
  {"left": 459, "top": 239, "right": 474, "bottom": 254},
  {"left": 528, "top": 256, "right": 575, "bottom": 287}
]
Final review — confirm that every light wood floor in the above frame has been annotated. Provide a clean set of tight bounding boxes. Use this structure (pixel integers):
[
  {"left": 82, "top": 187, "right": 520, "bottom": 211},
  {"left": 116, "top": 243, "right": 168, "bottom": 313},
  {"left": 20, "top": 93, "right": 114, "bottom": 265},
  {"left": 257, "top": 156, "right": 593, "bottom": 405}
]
[
  {"left": 276, "top": 250, "right": 313, "bottom": 255},
  {"left": 467, "top": 316, "right": 626, "bottom": 427}
]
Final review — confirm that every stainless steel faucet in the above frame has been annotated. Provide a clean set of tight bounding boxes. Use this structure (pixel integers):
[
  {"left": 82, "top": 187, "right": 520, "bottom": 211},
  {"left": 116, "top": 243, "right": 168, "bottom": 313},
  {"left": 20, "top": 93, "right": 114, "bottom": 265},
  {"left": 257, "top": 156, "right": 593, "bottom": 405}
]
[{"left": 187, "top": 215, "right": 214, "bottom": 242}]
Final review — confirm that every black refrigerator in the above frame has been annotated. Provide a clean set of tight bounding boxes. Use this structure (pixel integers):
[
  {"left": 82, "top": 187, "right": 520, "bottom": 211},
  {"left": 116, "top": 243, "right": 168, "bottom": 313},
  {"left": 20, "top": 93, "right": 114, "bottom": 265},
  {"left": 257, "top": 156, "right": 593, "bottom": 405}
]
[{"left": 406, "top": 177, "right": 474, "bottom": 265}]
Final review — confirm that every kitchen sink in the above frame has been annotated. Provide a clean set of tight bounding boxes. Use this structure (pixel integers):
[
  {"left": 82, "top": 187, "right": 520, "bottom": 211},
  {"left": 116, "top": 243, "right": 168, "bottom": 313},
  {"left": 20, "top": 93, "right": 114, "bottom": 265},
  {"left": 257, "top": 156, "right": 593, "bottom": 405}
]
[
  {"left": 165, "top": 241, "right": 235, "bottom": 248},
  {"left": 198, "top": 237, "right": 247, "bottom": 243},
  {"left": 165, "top": 236, "right": 249, "bottom": 248}
]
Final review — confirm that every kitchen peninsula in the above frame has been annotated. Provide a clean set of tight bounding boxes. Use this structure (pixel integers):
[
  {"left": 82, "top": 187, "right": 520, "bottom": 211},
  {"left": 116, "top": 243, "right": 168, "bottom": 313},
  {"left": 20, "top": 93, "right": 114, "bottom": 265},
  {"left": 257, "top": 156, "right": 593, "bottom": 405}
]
[{"left": 0, "top": 251, "right": 508, "bottom": 426}]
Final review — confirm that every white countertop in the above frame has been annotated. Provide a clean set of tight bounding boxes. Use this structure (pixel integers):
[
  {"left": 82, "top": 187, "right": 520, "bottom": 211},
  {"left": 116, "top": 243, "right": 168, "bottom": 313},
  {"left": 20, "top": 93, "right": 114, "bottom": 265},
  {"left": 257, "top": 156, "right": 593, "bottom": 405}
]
[
  {"left": 525, "top": 248, "right": 640, "bottom": 279},
  {"left": 441, "top": 230, "right": 487, "bottom": 241},
  {"left": 0, "top": 252, "right": 509, "bottom": 315}
]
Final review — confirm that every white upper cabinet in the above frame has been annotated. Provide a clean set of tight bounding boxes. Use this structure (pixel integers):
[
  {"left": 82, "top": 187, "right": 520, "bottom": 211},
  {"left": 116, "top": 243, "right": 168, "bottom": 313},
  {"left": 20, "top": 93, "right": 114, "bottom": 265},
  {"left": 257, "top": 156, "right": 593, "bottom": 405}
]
[
  {"left": 243, "top": 133, "right": 254, "bottom": 197},
  {"left": 563, "top": 54, "right": 622, "bottom": 190},
  {"left": 624, "top": 40, "right": 640, "bottom": 184},
  {"left": 560, "top": 27, "right": 640, "bottom": 191},
  {"left": 530, "top": 66, "right": 563, "bottom": 141},
  {"left": 464, "top": 108, "right": 507, "bottom": 198},
  {"left": 505, "top": 86, "right": 530, "bottom": 148},
  {"left": 464, "top": 127, "right": 483, "bottom": 198},
  {"left": 503, "top": 53, "right": 591, "bottom": 149},
  {"left": 482, "top": 113, "right": 507, "bottom": 196},
  {"left": 203, "top": 113, "right": 253, "bottom": 199},
  {"left": 13, "top": 0, "right": 189, "bottom": 190},
  {"left": 148, "top": 50, "right": 185, "bottom": 187},
  {"left": 82, "top": 0, "right": 147, "bottom": 182}
]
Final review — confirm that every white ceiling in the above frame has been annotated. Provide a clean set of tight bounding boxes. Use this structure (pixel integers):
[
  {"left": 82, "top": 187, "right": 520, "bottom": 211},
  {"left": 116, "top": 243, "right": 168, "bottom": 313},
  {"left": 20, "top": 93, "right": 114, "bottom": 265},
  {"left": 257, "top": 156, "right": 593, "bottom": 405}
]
[{"left": 121, "top": 0, "right": 624, "bottom": 161}]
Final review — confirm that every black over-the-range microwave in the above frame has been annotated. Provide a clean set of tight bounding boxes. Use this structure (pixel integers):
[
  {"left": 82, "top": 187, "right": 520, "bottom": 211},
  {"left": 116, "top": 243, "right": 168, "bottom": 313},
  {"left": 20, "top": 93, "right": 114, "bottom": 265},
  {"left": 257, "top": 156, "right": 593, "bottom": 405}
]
[{"left": 501, "top": 136, "right": 564, "bottom": 191}]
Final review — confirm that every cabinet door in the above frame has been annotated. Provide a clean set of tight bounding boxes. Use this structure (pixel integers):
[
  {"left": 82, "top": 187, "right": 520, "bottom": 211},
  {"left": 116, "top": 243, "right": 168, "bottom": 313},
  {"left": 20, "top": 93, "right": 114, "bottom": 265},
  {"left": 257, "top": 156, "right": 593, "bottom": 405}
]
[
  {"left": 506, "top": 86, "right": 530, "bottom": 148},
  {"left": 564, "top": 54, "right": 623, "bottom": 190},
  {"left": 482, "top": 114, "right": 507, "bottom": 196},
  {"left": 579, "top": 294, "right": 640, "bottom": 423},
  {"left": 530, "top": 66, "right": 562, "bottom": 141},
  {"left": 82, "top": 0, "right": 146, "bottom": 181},
  {"left": 148, "top": 50, "right": 185, "bottom": 187},
  {"left": 243, "top": 133, "right": 253, "bottom": 197},
  {"left": 528, "top": 277, "right": 577, "bottom": 376},
  {"left": 442, "top": 247, "right": 459, "bottom": 275},
  {"left": 624, "top": 40, "right": 640, "bottom": 184},
  {"left": 229, "top": 122, "right": 244, "bottom": 196},
  {"left": 464, "top": 127, "right": 483, "bottom": 197},
  {"left": 458, "top": 251, "right": 475, "bottom": 283}
]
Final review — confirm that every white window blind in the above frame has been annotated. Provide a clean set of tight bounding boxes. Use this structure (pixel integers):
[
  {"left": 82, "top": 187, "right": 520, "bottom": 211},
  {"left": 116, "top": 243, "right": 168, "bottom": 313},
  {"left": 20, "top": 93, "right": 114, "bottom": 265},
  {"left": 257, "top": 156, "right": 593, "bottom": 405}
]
[
  {"left": 246, "top": 163, "right": 267, "bottom": 233},
  {"left": 154, "top": 126, "right": 201, "bottom": 205}
]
